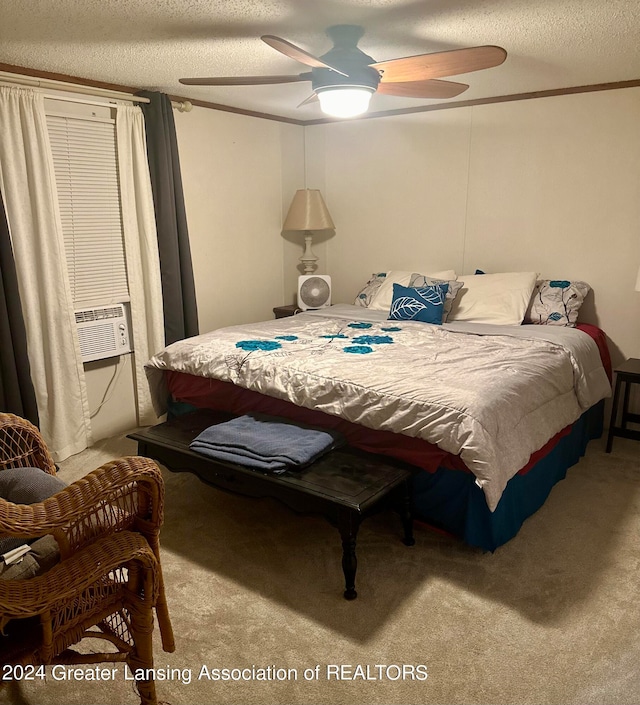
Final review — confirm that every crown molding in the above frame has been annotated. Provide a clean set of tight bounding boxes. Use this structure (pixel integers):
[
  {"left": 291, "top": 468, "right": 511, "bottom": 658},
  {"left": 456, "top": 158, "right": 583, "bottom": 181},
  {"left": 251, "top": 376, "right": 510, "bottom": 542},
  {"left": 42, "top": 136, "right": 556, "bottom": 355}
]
[{"left": 2, "top": 62, "right": 639, "bottom": 127}]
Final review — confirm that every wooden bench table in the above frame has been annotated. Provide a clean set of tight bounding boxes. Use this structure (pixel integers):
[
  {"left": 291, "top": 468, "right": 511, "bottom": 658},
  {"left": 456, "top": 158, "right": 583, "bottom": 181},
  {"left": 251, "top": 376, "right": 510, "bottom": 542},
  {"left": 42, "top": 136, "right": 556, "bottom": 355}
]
[{"left": 129, "top": 410, "right": 414, "bottom": 600}]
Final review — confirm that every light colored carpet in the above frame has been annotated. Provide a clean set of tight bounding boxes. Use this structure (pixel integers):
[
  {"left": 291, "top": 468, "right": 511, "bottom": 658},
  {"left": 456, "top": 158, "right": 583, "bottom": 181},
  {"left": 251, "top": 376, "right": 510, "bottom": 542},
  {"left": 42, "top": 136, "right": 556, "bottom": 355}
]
[{"left": 2, "top": 432, "right": 639, "bottom": 705}]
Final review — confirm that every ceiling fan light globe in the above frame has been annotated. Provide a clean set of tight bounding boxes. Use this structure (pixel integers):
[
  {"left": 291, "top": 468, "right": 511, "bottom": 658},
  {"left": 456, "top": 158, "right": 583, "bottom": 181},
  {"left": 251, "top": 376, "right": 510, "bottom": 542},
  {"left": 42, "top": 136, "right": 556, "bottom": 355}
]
[{"left": 317, "top": 86, "right": 374, "bottom": 118}]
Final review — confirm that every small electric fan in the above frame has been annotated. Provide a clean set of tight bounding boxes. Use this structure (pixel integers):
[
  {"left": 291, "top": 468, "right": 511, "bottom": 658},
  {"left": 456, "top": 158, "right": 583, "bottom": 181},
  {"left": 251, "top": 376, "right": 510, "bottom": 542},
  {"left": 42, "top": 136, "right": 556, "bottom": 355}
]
[{"left": 298, "top": 275, "right": 332, "bottom": 310}]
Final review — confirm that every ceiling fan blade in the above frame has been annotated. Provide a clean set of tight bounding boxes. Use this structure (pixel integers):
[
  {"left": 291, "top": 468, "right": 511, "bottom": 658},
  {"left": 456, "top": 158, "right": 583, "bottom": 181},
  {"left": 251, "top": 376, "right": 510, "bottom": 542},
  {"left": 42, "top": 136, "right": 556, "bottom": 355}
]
[
  {"left": 179, "top": 74, "right": 309, "bottom": 86},
  {"left": 377, "top": 78, "right": 469, "bottom": 99},
  {"left": 297, "top": 93, "right": 319, "bottom": 108},
  {"left": 261, "top": 35, "right": 348, "bottom": 76},
  {"left": 371, "top": 45, "right": 507, "bottom": 83}
]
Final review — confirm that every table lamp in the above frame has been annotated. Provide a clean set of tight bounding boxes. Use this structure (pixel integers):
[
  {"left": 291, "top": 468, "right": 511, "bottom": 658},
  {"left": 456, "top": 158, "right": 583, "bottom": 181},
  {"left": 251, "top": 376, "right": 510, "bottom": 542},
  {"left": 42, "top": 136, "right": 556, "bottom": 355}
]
[{"left": 282, "top": 189, "right": 335, "bottom": 274}]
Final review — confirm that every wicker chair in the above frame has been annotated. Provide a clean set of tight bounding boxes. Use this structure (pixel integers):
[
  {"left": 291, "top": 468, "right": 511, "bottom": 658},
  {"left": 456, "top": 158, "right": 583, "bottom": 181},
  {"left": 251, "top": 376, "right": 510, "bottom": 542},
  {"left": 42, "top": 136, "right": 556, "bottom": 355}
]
[{"left": 0, "top": 413, "right": 175, "bottom": 705}]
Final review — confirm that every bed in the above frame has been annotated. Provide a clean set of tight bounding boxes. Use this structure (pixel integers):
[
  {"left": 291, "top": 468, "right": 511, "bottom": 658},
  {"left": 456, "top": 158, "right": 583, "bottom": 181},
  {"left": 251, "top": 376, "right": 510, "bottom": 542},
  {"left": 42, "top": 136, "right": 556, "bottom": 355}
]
[{"left": 145, "top": 273, "right": 612, "bottom": 551}]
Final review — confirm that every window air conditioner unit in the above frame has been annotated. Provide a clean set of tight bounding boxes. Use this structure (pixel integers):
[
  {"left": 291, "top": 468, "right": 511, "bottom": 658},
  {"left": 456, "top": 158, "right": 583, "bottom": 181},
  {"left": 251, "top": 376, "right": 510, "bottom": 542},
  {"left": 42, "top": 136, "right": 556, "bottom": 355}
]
[{"left": 74, "top": 303, "right": 132, "bottom": 363}]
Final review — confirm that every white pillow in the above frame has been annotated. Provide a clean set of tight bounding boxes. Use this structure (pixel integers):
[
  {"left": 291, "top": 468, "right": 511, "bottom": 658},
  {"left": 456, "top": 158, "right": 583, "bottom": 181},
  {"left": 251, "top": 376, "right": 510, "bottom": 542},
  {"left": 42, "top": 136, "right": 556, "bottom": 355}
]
[
  {"left": 368, "top": 269, "right": 457, "bottom": 312},
  {"left": 447, "top": 272, "right": 538, "bottom": 325}
]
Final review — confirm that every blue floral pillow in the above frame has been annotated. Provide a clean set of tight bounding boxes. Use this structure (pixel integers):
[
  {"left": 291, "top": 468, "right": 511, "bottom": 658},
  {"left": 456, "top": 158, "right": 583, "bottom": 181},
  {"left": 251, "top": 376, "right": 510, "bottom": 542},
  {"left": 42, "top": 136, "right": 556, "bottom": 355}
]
[
  {"left": 354, "top": 272, "right": 387, "bottom": 307},
  {"left": 525, "top": 279, "right": 590, "bottom": 326},
  {"left": 388, "top": 283, "right": 448, "bottom": 325}
]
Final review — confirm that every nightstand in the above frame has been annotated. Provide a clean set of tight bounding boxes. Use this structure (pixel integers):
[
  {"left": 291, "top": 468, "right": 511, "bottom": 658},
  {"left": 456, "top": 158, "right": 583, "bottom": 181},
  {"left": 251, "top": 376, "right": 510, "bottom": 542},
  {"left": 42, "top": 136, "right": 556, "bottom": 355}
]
[
  {"left": 273, "top": 304, "right": 302, "bottom": 319},
  {"left": 606, "top": 358, "right": 640, "bottom": 452}
]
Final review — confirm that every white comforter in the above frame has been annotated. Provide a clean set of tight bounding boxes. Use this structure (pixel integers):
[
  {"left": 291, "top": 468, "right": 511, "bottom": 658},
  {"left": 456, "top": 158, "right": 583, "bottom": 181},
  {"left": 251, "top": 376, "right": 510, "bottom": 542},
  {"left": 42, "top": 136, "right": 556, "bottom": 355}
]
[{"left": 146, "top": 304, "right": 611, "bottom": 511}]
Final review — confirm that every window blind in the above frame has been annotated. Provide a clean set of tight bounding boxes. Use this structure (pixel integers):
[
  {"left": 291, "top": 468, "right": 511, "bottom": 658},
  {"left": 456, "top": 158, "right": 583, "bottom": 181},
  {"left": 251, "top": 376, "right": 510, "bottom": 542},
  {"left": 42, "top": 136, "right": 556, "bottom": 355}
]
[{"left": 46, "top": 114, "right": 129, "bottom": 308}]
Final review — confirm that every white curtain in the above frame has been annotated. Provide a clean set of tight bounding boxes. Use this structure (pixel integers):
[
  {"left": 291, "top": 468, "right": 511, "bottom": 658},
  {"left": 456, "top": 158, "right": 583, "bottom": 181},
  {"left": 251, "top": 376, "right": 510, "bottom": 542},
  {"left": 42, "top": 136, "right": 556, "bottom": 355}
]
[
  {"left": 115, "top": 105, "right": 165, "bottom": 426},
  {"left": 0, "top": 87, "right": 91, "bottom": 459}
]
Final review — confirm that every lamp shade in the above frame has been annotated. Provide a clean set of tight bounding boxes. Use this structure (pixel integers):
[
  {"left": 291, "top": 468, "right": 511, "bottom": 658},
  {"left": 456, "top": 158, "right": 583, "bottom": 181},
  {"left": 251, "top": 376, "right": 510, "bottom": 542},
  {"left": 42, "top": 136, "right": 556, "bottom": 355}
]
[
  {"left": 636, "top": 265, "right": 640, "bottom": 292},
  {"left": 282, "top": 189, "right": 335, "bottom": 231}
]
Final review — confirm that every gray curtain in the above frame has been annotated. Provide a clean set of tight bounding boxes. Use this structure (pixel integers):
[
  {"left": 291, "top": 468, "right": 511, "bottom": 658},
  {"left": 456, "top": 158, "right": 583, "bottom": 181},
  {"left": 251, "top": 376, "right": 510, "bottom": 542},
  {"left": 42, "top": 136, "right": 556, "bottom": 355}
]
[
  {"left": 136, "top": 91, "right": 199, "bottom": 345},
  {"left": 0, "top": 191, "right": 39, "bottom": 424}
]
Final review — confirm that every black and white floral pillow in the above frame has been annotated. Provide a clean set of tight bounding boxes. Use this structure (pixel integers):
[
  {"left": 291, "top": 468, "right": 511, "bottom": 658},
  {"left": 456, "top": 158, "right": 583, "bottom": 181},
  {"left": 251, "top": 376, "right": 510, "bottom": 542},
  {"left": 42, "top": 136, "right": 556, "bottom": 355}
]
[
  {"left": 525, "top": 280, "right": 590, "bottom": 326},
  {"left": 354, "top": 272, "right": 387, "bottom": 307}
]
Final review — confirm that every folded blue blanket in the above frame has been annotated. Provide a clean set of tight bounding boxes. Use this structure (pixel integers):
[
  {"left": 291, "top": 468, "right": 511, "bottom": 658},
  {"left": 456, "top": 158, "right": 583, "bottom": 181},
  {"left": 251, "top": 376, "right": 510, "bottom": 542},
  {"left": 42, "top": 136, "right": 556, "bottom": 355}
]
[{"left": 189, "top": 414, "right": 344, "bottom": 473}]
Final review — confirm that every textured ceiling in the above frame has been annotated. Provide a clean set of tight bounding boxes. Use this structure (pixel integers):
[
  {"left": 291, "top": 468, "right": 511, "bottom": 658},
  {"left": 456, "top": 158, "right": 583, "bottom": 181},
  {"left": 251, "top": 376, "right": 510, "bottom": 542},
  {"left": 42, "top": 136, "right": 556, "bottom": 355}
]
[{"left": 1, "top": 0, "right": 640, "bottom": 120}]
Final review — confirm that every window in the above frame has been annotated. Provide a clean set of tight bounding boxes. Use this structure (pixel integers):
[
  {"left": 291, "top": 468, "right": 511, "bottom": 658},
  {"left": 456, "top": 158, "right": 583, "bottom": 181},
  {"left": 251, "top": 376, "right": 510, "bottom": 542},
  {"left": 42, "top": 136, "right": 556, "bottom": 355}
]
[{"left": 46, "top": 109, "right": 129, "bottom": 308}]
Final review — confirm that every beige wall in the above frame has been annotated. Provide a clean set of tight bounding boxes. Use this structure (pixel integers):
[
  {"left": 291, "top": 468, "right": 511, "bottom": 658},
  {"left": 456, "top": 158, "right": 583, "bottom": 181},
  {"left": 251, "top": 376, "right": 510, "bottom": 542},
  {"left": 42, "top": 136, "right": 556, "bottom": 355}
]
[
  {"left": 85, "top": 354, "right": 137, "bottom": 440},
  {"left": 174, "top": 107, "right": 303, "bottom": 333},
  {"left": 309, "top": 88, "right": 640, "bottom": 366}
]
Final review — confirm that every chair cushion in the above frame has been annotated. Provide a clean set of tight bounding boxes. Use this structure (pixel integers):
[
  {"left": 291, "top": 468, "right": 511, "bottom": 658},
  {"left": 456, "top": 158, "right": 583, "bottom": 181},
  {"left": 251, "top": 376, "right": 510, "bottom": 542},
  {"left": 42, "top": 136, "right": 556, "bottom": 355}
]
[
  {"left": 0, "top": 534, "right": 61, "bottom": 582},
  {"left": 0, "top": 466, "right": 67, "bottom": 504},
  {"left": 0, "top": 553, "right": 39, "bottom": 580},
  {"left": 0, "top": 467, "right": 67, "bottom": 556}
]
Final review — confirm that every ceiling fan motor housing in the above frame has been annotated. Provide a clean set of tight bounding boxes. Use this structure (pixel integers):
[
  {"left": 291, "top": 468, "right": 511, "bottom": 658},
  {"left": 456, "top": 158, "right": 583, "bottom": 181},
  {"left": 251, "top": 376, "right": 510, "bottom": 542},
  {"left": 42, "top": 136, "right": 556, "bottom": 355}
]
[{"left": 312, "top": 24, "right": 381, "bottom": 92}]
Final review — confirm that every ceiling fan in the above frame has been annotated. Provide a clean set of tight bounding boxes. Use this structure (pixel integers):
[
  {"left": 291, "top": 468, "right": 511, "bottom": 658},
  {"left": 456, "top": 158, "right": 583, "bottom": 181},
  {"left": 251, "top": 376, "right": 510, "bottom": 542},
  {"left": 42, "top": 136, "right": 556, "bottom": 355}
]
[{"left": 179, "top": 25, "right": 507, "bottom": 118}]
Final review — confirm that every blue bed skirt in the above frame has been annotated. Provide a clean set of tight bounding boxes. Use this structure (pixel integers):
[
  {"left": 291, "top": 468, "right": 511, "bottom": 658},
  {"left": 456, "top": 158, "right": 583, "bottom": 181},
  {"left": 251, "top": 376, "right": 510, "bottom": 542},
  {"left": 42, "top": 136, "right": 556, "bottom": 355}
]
[{"left": 411, "top": 401, "right": 605, "bottom": 551}]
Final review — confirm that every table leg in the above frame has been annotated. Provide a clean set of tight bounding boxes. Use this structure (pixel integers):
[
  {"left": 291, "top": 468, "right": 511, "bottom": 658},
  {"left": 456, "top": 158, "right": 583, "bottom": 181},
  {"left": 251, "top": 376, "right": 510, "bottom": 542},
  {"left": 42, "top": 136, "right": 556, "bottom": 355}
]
[
  {"left": 606, "top": 375, "right": 623, "bottom": 453},
  {"left": 621, "top": 381, "right": 631, "bottom": 429},
  {"left": 337, "top": 509, "right": 359, "bottom": 600}
]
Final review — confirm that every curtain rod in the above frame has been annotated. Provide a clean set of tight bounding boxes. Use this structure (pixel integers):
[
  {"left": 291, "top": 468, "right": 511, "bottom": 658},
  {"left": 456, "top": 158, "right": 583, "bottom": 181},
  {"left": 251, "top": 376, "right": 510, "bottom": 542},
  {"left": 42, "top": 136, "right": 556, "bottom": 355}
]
[{"left": 0, "top": 72, "right": 193, "bottom": 112}]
